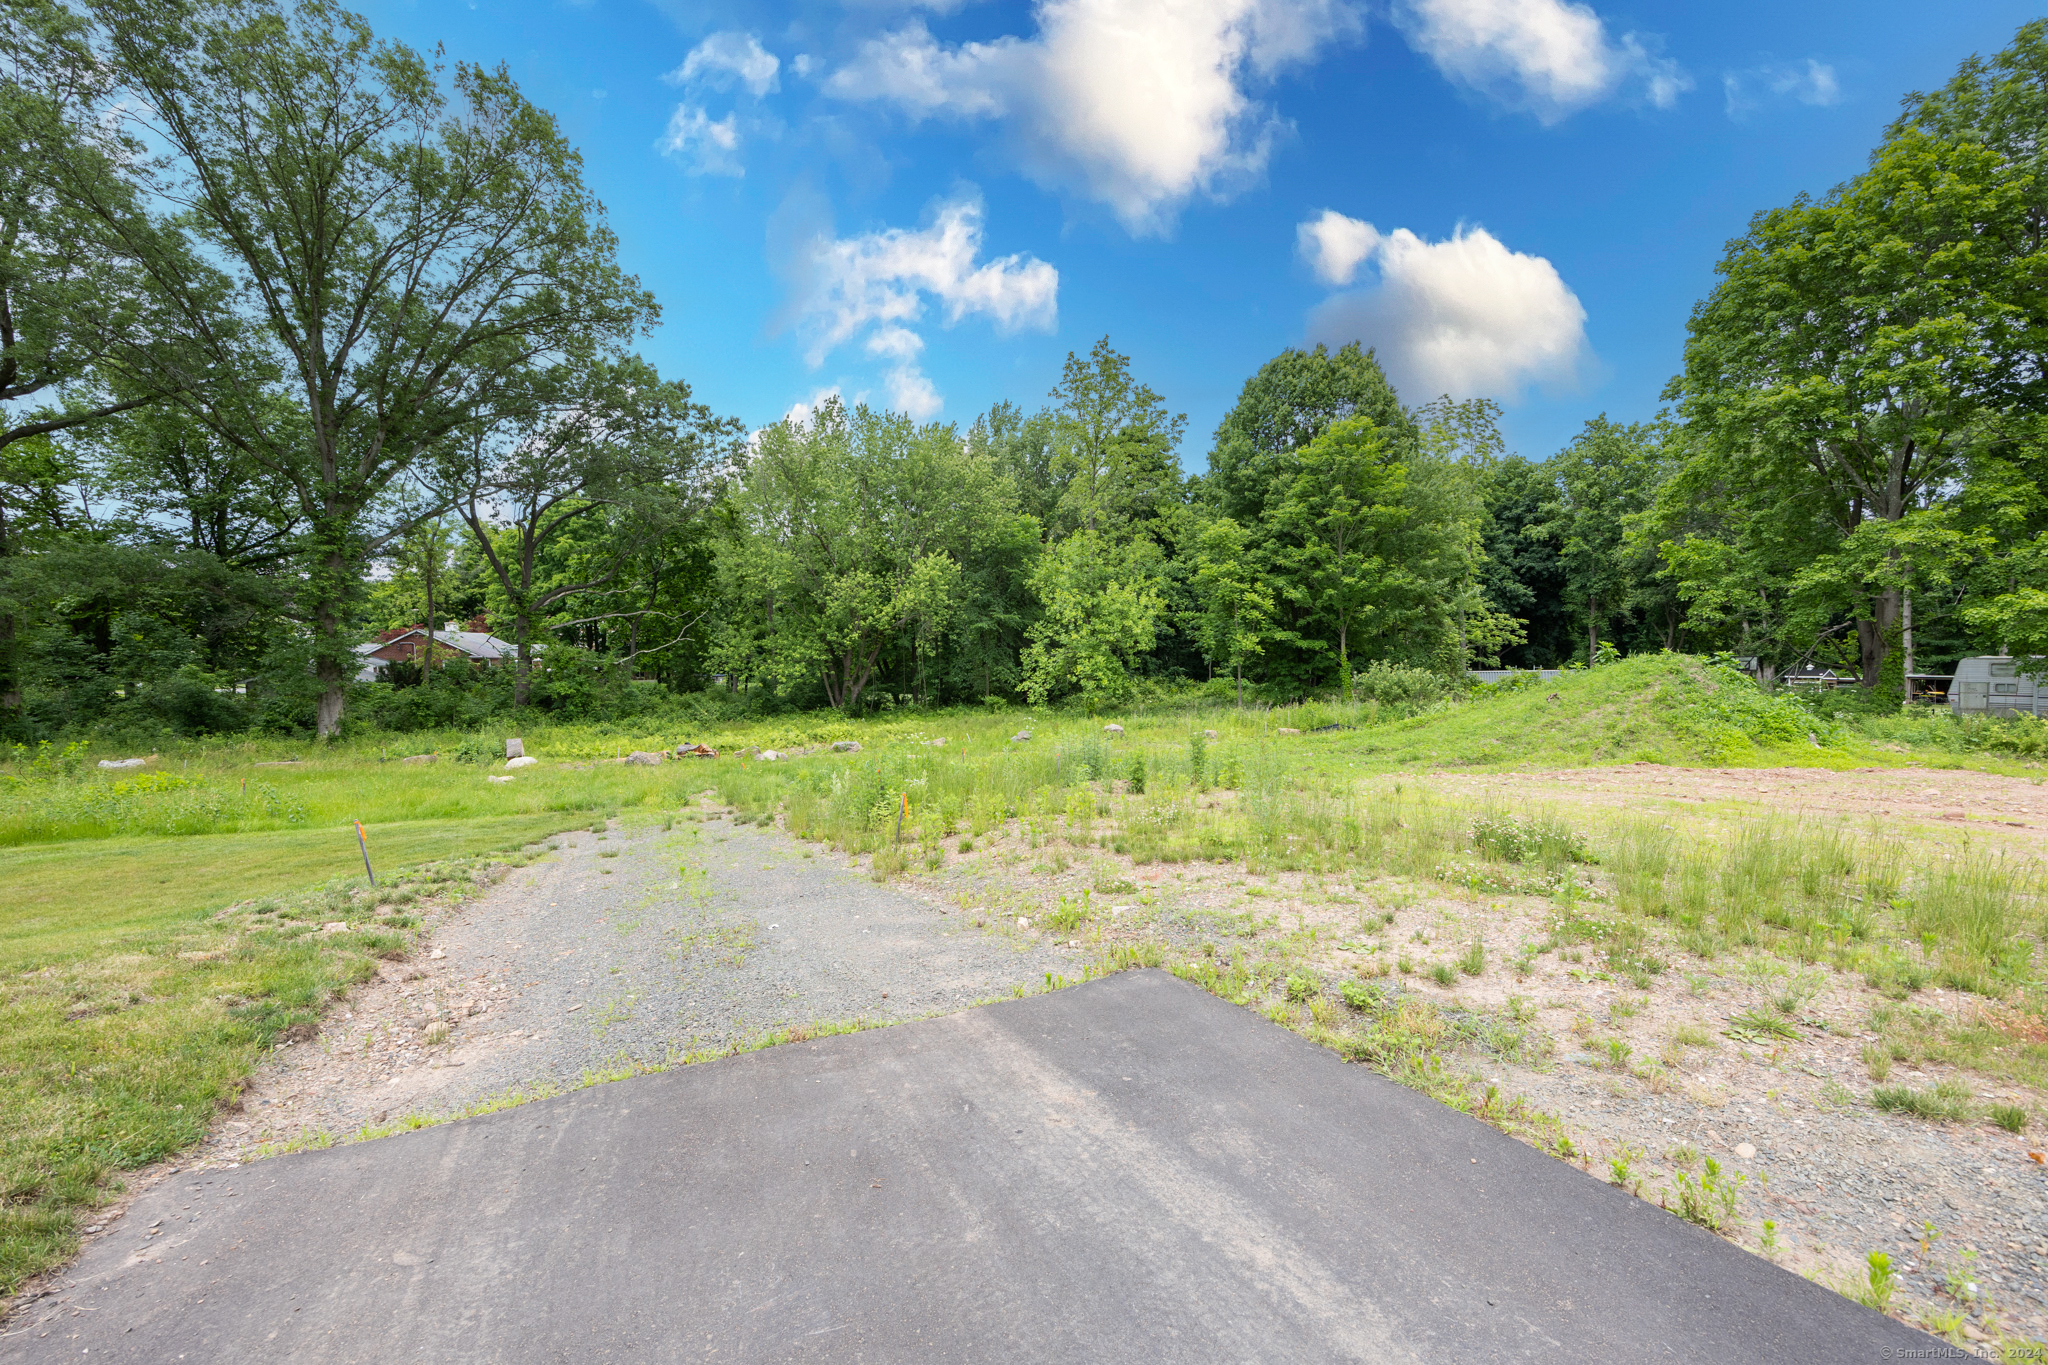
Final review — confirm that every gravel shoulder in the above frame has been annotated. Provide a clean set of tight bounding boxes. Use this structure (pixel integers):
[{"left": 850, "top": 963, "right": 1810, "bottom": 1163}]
[{"left": 195, "top": 808, "right": 1083, "bottom": 1161}]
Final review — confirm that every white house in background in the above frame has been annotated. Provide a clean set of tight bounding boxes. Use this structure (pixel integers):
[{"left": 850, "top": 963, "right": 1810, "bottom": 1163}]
[
  {"left": 354, "top": 620, "right": 524, "bottom": 682},
  {"left": 1949, "top": 656, "right": 2048, "bottom": 716}
]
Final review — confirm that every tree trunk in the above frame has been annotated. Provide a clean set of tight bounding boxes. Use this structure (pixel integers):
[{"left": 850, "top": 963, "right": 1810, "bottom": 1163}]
[
  {"left": 422, "top": 563, "right": 435, "bottom": 682},
  {"left": 314, "top": 652, "right": 345, "bottom": 736},
  {"left": 306, "top": 495, "right": 363, "bottom": 738},
  {"left": 514, "top": 612, "right": 531, "bottom": 708},
  {"left": 0, "top": 504, "right": 16, "bottom": 712},
  {"left": 1338, "top": 622, "right": 1351, "bottom": 704},
  {"left": 1235, "top": 662, "right": 1243, "bottom": 707},
  {"left": 1857, "top": 587, "right": 1900, "bottom": 691},
  {"left": 313, "top": 549, "right": 348, "bottom": 738},
  {"left": 1902, "top": 587, "right": 1914, "bottom": 704},
  {"left": 1586, "top": 594, "right": 1599, "bottom": 664}
]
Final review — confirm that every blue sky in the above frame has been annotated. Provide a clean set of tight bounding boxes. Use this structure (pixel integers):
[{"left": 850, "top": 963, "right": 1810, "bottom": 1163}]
[{"left": 360, "top": 0, "right": 2043, "bottom": 469}]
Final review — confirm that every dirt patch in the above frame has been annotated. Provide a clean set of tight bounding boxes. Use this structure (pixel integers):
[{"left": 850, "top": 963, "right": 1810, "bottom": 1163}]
[{"left": 1431, "top": 763, "right": 2048, "bottom": 847}]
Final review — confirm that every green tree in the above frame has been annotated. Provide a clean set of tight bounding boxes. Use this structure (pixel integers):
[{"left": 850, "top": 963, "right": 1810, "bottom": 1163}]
[
  {"left": 0, "top": 0, "right": 193, "bottom": 718},
  {"left": 727, "top": 400, "right": 1016, "bottom": 711},
  {"left": 1539, "top": 417, "right": 1675, "bottom": 662},
  {"left": 1474, "top": 455, "right": 1570, "bottom": 666},
  {"left": 381, "top": 516, "right": 458, "bottom": 677},
  {"left": 1047, "top": 337, "right": 1185, "bottom": 537},
  {"left": 967, "top": 400, "right": 1060, "bottom": 530},
  {"left": 442, "top": 356, "right": 731, "bottom": 707},
  {"left": 57, "top": 0, "right": 654, "bottom": 733},
  {"left": 1206, "top": 343, "right": 1415, "bottom": 529},
  {"left": 1188, "top": 516, "right": 1272, "bottom": 703},
  {"left": 1020, "top": 531, "right": 1165, "bottom": 708},
  {"left": 1665, "top": 49, "right": 2047, "bottom": 686},
  {"left": 1268, "top": 417, "right": 1409, "bottom": 700},
  {"left": 1204, "top": 345, "right": 1421, "bottom": 692}
]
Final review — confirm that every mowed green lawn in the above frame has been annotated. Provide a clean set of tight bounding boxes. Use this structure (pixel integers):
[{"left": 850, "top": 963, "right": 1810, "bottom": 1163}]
[
  {"left": 0, "top": 815, "right": 583, "bottom": 963},
  {"left": 0, "top": 811, "right": 592, "bottom": 1297}
]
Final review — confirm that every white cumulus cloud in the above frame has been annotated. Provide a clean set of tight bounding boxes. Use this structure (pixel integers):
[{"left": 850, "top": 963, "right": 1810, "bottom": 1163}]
[
  {"left": 1393, "top": 0, "right": 1687, "bottom": 123},
  {"left": 787, "top": 197, "right": 1058, "bottom": 417},
  {"left": 655, "top": 105, "right": 743, "bottom": 176},
  {"left": 795, "top": 197, "right": 1058, "bottom": 361},
  {"left": 1300, "top": 214, "right": 1588, "bottom": 400},
  {"left": 1297, "top": 208, "right": 1380, "bottom": 286},
  {"left": 1723, "top": 59, "right": 1840, "bottom": 118},
  {"left": 825, "top": 0, "right": 1359, "bottom": 234},
  {"left": 667, "top": 32, "right": 781, "bottom": 96}
]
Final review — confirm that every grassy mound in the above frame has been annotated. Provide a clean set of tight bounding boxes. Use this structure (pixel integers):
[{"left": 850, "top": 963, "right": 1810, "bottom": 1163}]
[{"left": 1343, "top": 654, "right": 1850, "bottom": 771}]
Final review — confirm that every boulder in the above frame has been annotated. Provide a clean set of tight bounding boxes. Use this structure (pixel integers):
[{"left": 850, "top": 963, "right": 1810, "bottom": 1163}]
[
  {"left": 505, "top": 737, "right": 525, "bottom": 759},
  {"left": 1203, "top": 729, "right": 1217, "bottom": 740},
  {"left": 678, "top": 743, "right": 718, "bottom": 759},
  {"left": 505, "top": 755, "right": 538, "bottom": 769},
  {"left": 925, "top": 737, "right": 947, "bottom": 747},
  {"left": 759, "top": 750, "right": 782, "bottom": 762},
  {"left": 624, "top": 750, "right": 664, "bottom": 766},
  {"left": 97, "top": 758, "right": 146, "bottom": 770},
  {"left": 1009, "top": 731, "right": 1032, "bottom": 743},
  {"left": 488, "top": 775, "right": 515, "bottom": 784},
  {"left": 402, "top": 753, "right": 437, "bottom": 765},
  {"left": 1102, "top": 724, "right": 1124, "bottom": 735},
  {"left": 1276, "top": 727, "right": 1300, "bottom": 735},
  {"left": 831, "top": 740, "right": 863, "bottom": 753}
]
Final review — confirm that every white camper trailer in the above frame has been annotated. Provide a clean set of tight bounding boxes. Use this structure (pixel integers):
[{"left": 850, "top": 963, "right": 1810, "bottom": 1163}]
[{"left": 1949, "top": 656, "right": 2047, "bottom": 716}]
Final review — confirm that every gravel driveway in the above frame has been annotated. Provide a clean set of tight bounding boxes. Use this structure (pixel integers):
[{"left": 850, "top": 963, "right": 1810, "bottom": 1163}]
[{"left": 200, "top": 810, "right": 1086, "bottom": 1159}]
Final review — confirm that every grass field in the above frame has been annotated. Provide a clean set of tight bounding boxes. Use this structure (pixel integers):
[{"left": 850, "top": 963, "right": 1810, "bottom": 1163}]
[
  {"left": 0, "top": 806, "right": 620, "bottom": 1291},
  {"left": 4, "top": 652, "right": 2047, "bottom": 1316}
]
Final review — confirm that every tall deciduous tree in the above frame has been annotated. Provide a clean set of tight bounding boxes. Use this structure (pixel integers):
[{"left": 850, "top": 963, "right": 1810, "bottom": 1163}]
[
  {"left": 0, "top": 0, "right": 184, "bottom": 456},
  {"left": 1540, "top": 417, "right": 1674, "bottom": 662},
  {"left": 1046, "top": 337, "right": 1185, "bottom": 538},
  {"left": 1206, "top": 343, "right": 1415, "bottom": 529},
  {"left": 0, "top": 0, "right": 191, "bottom": 714},
  {"left": 55, "top": 0, "right": 653, "bottom": 733},
  {"left": 1666, "top": 61, "right": 2047, "bottom": 686},
  {"left": 1267, "top": 416, "right": 1407, "bottom": 701}
]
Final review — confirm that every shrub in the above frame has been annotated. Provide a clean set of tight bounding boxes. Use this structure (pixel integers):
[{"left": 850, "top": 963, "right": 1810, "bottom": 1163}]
[{"left": 1352, "top": 661, "right": 1455, "bottom": 712}]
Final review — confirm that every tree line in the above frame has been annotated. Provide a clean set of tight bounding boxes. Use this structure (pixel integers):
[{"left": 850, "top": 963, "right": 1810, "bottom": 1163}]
[{"left": 6, "top": 1, "right": 2048, "bottom": 740}]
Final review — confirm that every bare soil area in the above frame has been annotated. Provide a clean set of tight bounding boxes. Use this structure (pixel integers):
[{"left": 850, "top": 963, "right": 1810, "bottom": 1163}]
[{"left": 1434, "top": 762, "right": 2048, "bottom": 845}]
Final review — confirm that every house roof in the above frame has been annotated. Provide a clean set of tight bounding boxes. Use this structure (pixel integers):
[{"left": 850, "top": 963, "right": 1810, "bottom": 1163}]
[{"left": 354, "top": 629, "right": 523, "bottom": 661}]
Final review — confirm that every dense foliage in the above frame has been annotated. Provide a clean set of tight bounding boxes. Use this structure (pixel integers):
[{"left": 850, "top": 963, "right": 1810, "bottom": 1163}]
[{"left": 10, "top": 4, "right": 2048, "bottom": 739}]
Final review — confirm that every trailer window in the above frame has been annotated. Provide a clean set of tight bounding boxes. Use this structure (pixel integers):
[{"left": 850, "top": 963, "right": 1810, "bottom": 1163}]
[{"left": 1996, "top": 683, "right": 2020, "bottom": 694}]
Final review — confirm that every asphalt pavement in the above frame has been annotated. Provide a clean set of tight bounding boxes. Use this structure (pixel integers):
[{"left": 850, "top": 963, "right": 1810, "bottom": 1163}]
[{"left": 1, "top": 969, "right": 1935, "bottom": 1362}]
